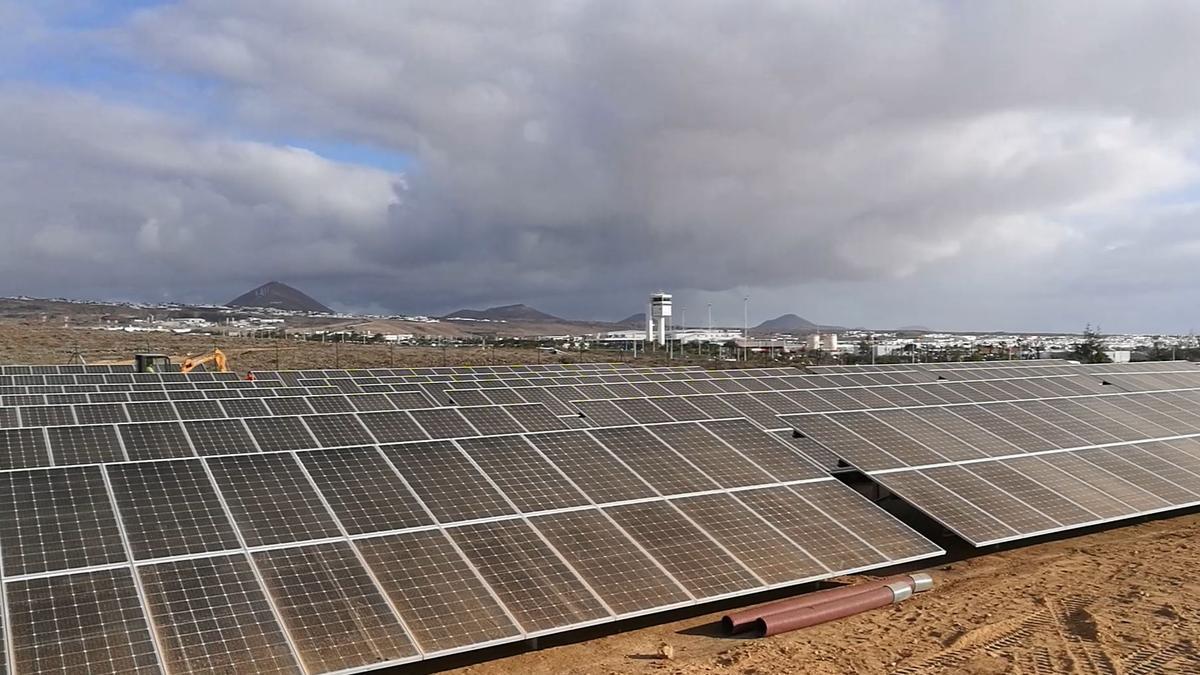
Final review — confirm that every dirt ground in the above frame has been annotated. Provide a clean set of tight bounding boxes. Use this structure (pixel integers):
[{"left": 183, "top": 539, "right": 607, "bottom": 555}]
[
  {"left": 0, "top": 324, "right": 724, "bottom": 371},
  {"left": 442, "top": 510, "right": 1200, "bottom": 675}
]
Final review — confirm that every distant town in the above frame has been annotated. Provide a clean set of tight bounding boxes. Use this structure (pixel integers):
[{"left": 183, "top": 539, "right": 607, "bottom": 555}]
[{"left": 4, "top": 284, "right": 1193, "bottom": 365}]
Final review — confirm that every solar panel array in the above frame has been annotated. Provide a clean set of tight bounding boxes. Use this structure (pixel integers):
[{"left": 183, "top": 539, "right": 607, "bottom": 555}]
[
  {"left": 786, "top": 387, "right": 1200, "bottom": 545},
  {"left": 0, "top": 361, "right": 944, "bottom": 673}
]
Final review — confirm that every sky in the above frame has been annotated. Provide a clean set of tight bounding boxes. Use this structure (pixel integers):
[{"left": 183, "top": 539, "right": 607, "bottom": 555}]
[{"left": 3, "top": 1, "right": 1200, "bottom": 333}]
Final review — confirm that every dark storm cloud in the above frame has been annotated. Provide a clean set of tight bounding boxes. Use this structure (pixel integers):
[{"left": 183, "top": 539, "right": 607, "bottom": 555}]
[{"left": 2, "top": 1, "right": 1200, "bottom": 327}]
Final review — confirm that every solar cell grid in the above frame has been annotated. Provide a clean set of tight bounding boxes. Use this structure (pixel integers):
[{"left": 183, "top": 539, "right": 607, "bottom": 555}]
[
  {"left": 302, "top": 413, "right": 375, "bottom": 447},
  {"left": 0, "top": 466, "right": 127, "bottom": 575},
  {"left": 359, "top": 410, "right": 428, "bottom": 443},
  {"left": 265, "top": 396, "right": 316, "bottom": 416},
  {"left": 604, "top": 501, "right": 760, "bottom": 598},
  {"left": 221, "top": 398, "right": 271, "bottom": 418},
  {"left": 107, "top": 459, "right": 242, "bottom": 559},
  {"left": 646, "top": 423, "right": 775, "bottom": 487},
  {"left": 921, "top": 465, "right": 1060, "bottom": 533},
  {"left": 912, "top": 406, "right": 1023, "bottom": 456},
  {"left": 588, "top": 426, "right": 718, "bottom": 496},
  {"left": 126, "top": 401, "right": 179, "bottom": 423},
  {"left": 875, "top": 470, "right": 1018, "bottom": 544},
  {"left": 794, "top": 481, "right": 942, "bottom": 561},
  {"left": 139, "top": 554, "right": 300, "bottom": 674},
  {"left": 458, "top": 406, "right": 526, "bottom": 435},
  {"left": 613, "top": 398, "right": 674, "bottom": 424},
  {"left": 671, "top": 493, "right": 826, "bottom": 583},
  {"left": 73, "top": 402, "right": 130, "bottom": 425},
  {"left": 963, "top": 462, "right": 1094, "bottom": 527},
  {"left": 449, "top": 519, "right": 610, "bottom": 632},
  {"left": 524, "top": 431, "right": 657, "bottom": 503},
  {"left": 47, "top": 424, "right": 125, "bottom": 464},
  {"left": 409, "top": 408, "right": 478, "bottom": 439},
  {"left": 244, "top": 416, "right": 318, "bottom": 452},
  {"left": 384, "top": 441, "right": 516, "bottom": 522},
  {"left": 174, "top": 399, "right": 225, "bottom": 420},
  {"left": 457, "top": 435, "right": 590, "bottom": 512},
  {"left": 504, "top": 403, "right": 570, "bottom": 432},
  {"left": 530, "top": 509, "right": 692, "bottom": 614},
  {"left": 300, "top": 446, "right": 432, "bottom": 535},
  {"left": 8, "top": 568, "right": 161, "bottom": 674},
  {"left": 574, "top": 399, "right": 638, "bottom": 426},
  {"left": 648, "top": 396, "right": 711, "bottom": 421},
  {"left": 252, "top": 542, "right": 418, "bottom": 671},
  {"left": 0, "top": 427, "right": 50, "bottom": 469},
  {"left": 184, "top": 418, "right": 259, "bottom": 455},
  {"left": 718, "top": 394, "right": 784, "bottom": 427},
  {"left": 736, "top": 485, "right": 886, "bottom": 571},
  {"left": 19, "top": 404, "right": 76, "bottom": 427},
  {"left": 787, "top": 414, "right": 903, "bottom": 470},
  {"left": 867, "top": 409, "right": 988, "bottom": 462},
  {"left": 206, "top": 453, "right": 341, "bottom": 546},
  {"left": 119, "top": 421, "right": 194, "bottom": 461}
]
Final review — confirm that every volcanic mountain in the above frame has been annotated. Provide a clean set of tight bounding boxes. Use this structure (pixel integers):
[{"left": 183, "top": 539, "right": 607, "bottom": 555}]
[
  {"left": 444, "top": 304, "right": 564, "bottom": 322},
  {"left": 227, "top": 281, "right": 333, "bottom": 314}
]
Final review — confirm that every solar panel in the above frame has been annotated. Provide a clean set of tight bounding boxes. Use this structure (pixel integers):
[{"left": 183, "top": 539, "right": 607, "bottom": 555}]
[
  {"left": 0, "top": 427, "right": 51, "bottom": 469},
  {"left": 206, "top": 453, "right": 341, "bottom": 546},
  {"left": 670, "top": 492, "right": 826, "bottom": 583},
  {"left": 252, "top": 542, "right": 419, "bottom": 671},
  {"left": 448, "top": 519, "right": 610, "bottom": 632},
  {"left": 588, "top": 427, "right": 719, "bottom": 496},
  {"left": 46, "top": 424, "right": 124, "bottom": 464},
  {"left": 646, "top": 423, "right": 775, "bottom": 487},
  {"left": 603, "top": 501, "right": 760, "bottom": 598},
  {"left": 302, "top": 413, "right": 375, "bottom": 447},
  {"left": 355, "top": 531, "right": 522, "bottom": 653},
  {"left": 384, "top": 441, "right": 516, "bottom": 522},
  {"left": 184, "top": 418, "right": 259, "bottom": 455},
  {"left": 107, "top": 459, "right": 241, "bottom": 559},
  {"left": 0, "top": 466, "right": 127, "bottom": 575},
  {"left": 244, "top": 416, "right": 318, "bottom": 451},
  {"left": 138, "top": 555, "right": 300, "bottom": 674},
  {"left": 457, "top": 435, "right": 590, "bottom": 512},
  {"left": 299, "top": 446, "right": 433, "bottom": 534},
  {"left": 529, "top": 509, "right": 692, "bottom": 613},
  {"left": 524, "top": 431, "right": 658, "bottom": 503},
  {"left": 8, "top": 568, "right": 160, "bottom": 674},
  {"left": 408, "top": 408, "right": 478, "bottom": 439},
  {"left": 119, "top": 421, "right": 194, "bottom": 460}
]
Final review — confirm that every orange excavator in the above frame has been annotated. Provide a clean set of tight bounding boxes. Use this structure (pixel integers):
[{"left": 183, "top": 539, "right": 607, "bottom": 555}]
[{"left": 181, "top": 349, "right": 229, "bottom": 374}]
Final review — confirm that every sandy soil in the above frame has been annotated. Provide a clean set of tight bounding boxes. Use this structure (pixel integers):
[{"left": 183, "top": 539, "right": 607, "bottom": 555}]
[
  {"left": 0, "top": 324, "right": 728, "bottom": 371},
  {"left": 440, "top": 509, "right": 1200, "bottom": 675}
]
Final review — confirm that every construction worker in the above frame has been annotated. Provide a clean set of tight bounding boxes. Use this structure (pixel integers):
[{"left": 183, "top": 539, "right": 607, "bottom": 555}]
[{"left": 245, "top": 371, "right": 256, "bottom": 381}]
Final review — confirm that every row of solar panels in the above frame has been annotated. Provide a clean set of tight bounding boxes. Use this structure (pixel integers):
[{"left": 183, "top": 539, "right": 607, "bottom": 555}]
[
  {"left": 788, "top": 388, "right": 1200, "bottom": 545},
  {"left": 0, "top": 369, "right": 1118, "bottom": 432},
  {"left": 0, "top": 402, "right": 583, "bottom": 467},
  {"left": 0, "top": 409, "right": 942, "bottom": 673}
]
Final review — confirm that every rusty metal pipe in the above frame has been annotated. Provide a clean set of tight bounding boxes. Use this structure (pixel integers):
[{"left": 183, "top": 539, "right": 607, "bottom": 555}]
[
  {"left": 721, "top": 573, "right": 931, "bottom": 634},
  {"left": 753, "top": 581, "right": 913, "bottom": 637}
]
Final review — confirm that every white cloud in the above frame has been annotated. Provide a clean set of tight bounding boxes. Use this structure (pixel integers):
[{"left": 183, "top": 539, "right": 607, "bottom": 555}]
[{"left": 1, "top": 1, "right": 1199, "bottom": 327}]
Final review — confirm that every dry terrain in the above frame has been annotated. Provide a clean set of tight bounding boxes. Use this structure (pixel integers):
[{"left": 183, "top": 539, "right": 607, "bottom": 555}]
[
  {"left": 0, "top": 324, "right": 747, "bottom": 371},
  {"left": 437, "top": 509, "right": 1200, "bottom": 675}
]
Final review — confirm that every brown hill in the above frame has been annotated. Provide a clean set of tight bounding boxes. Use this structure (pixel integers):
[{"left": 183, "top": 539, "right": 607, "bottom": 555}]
[{"left": 227, "top": 281, "right": 332, "bottom": 314}]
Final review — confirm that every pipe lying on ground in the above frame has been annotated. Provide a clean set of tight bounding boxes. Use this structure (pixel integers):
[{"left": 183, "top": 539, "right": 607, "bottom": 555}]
[
  {"left": 722, "top": 573, "right": 933, "bottom": 634},
  {"left": 753, "top": 581, "right": 914, "bottom": 637}
]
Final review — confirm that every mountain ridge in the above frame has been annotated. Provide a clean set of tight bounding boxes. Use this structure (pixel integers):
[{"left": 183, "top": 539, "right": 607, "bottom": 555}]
[
  {"left": 227, "top": 281, "right": 332, "bottom": 313},
  {"left": 444, "top": 304, "right": 564, "bottom": 322}
]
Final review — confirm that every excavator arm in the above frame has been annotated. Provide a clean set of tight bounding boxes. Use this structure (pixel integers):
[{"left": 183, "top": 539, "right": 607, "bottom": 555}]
[{"left": 181, "top": 349, "right": 229, "bottom": 374}]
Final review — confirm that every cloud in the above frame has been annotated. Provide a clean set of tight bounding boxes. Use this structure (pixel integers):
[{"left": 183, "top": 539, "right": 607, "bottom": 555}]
[{"left": 1, "top": 1, "right": 1199, "bottom": 329}]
